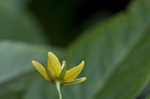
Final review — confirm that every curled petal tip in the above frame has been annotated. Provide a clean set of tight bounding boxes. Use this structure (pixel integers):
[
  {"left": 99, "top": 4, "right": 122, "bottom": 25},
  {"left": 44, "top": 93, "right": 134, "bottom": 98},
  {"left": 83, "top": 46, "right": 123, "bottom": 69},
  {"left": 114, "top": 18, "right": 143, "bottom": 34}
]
[
  {"left": 81, "top": 61, "right": 85, "bottom": 65},
  {"left": 32, "top": 60, "right": 39, "bottom": 67},
  {"left": 79, "top": 60, "right": 85, "bottom": 69},
  {"left": 48, "top": 52, "right": 55, "bottom": 56},
  {"left": 82, "top": 77, "right": 87, "bottom": 81},
  {"left": 32, "top": 60, "right": 36, "bottom": 64}
]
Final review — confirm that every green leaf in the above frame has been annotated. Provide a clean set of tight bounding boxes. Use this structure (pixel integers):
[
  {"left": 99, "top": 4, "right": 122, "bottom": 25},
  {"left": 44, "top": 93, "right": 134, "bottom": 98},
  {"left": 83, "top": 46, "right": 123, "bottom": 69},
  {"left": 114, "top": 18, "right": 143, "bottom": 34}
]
[
  {"left": 0, "top": 41, "right": 61, "bottom": 97},
  {"left": 63, "top": 0, "right": 150, "bottom": 99},
  {"left": 94, "top": 32, "right": 150, "bottom": 99}
]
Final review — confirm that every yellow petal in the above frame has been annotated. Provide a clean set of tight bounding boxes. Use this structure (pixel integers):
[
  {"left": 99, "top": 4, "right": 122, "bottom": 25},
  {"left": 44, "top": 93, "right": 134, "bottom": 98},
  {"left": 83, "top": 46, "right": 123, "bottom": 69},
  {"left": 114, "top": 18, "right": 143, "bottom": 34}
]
[
  {"left": 64, "top": 61, "right": 85, "bottom": 81},
  {"left": 63, "top": 77, "right": 87, "bottom": 86},
  {"left": 48, "top": 52, "right": 62, "bottom": 78},
  {"left": 32, "top": 60, "right": 50, "bottom": 80}
]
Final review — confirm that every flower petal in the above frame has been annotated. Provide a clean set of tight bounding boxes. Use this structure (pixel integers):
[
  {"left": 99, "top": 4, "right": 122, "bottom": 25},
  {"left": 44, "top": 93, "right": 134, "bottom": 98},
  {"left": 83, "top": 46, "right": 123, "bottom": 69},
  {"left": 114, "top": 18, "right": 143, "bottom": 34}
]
[
  {"left": 64, "top": 61, "right": 85, "bottom": 81},
  {"left": 32, "top": 60, "right": 50, "bottom": 80},
  {"left": 63, "top": 77, "right": 87, "bottom": 86},
  {"left": 48, "top": 52, "right": 62, "bottom": 78}
]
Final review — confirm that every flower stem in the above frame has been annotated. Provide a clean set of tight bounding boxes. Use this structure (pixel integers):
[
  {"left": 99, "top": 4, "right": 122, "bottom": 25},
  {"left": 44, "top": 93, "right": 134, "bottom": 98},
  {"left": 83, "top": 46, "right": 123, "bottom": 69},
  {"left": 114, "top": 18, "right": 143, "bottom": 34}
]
[{"left": 56, "top": 81, "right": 63, "bottom": 99}]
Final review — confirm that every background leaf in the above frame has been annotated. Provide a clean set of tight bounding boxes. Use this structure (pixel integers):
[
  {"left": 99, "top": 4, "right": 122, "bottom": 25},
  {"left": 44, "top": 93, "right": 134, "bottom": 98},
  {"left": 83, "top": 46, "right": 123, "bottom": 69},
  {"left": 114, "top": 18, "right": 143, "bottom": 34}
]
[
  {"left": 0, "top": 41, "right": 62, "bottom": 98},
  {"left": 62, "top": 0, "right": 150, "bottom": 99}
]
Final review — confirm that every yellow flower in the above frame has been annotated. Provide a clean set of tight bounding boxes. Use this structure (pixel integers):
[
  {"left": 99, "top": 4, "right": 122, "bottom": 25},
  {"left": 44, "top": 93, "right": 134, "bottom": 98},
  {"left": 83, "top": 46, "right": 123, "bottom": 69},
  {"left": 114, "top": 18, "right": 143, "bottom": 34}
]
[{"left": 32, "top": 52, "right": 86, "bottom": 86}]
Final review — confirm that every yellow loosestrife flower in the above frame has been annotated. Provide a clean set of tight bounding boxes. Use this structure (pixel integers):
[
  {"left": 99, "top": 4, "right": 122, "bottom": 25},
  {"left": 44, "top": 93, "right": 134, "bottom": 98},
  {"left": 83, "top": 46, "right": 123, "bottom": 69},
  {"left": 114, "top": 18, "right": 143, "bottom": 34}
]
[{"left": 32, "top": 52, "right": 86, "bottom": 86}]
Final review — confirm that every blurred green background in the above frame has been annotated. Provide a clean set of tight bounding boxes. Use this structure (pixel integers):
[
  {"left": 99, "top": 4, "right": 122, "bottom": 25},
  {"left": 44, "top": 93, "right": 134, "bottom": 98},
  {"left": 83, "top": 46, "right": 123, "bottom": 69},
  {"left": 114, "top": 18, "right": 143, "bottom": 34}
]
[{"left": 1, "top": 0, "right": 150, "bottom": 99}]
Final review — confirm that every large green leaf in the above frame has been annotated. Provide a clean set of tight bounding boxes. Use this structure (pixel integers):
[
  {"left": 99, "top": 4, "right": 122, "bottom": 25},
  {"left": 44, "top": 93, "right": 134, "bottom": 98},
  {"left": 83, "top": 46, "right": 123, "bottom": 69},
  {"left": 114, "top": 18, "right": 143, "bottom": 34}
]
[
  {"left": 0, "top": 41, "right": 62, "bottom": 97},
  {"left": 62, "top": 0, "right": 150, "bottom": 99},
  {"left": 0, "top": 1, "right": 47, "bottom": 44}
]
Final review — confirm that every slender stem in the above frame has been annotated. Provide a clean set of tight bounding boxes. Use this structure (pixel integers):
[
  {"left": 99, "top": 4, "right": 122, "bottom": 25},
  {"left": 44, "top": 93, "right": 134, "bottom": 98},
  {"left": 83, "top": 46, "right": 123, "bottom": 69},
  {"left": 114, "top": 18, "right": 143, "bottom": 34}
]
[{"left": 56, "top": 81, "right": 63, "bottom": 99}]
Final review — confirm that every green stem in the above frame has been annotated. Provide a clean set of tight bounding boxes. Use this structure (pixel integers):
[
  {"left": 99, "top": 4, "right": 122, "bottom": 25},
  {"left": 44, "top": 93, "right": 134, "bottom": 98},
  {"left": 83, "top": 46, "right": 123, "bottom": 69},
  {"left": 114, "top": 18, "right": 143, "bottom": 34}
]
[{"left": 56, "top": 81, "right": 63, "bottom": 99}]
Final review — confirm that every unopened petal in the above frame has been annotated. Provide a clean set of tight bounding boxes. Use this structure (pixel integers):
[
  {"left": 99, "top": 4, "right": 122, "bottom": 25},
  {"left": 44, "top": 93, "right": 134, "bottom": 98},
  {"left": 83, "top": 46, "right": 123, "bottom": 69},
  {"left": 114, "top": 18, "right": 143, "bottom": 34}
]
[
  {"left": 48, "top": 52, "right": 62, "bottom": 78},
  {"left": 32, "top": 60, "right": 50, "bottom": 80},
  {"left": 63, "top": 77, "right": 87, "bottom": 86},
  {"left": 64, "top": 61, "right": 85, "bottom": 81}
]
